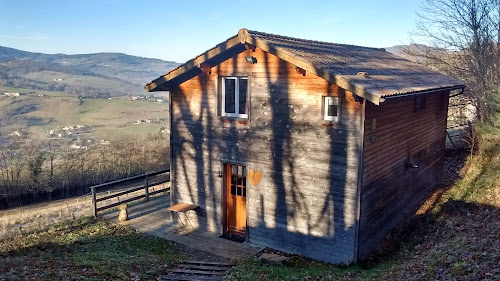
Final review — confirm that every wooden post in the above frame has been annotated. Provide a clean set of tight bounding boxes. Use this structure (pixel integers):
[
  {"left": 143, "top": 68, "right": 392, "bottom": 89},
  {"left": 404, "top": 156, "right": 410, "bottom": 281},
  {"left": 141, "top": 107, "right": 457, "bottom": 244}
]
[
  {"left": 446, "top": 130, "right": 455, "bottom": 148},
  {"left": 91, "top": 187, "right": 97, "bottom": 217},
  {"left": 145, "top": 175, "right": 149, "bottom": 202}
]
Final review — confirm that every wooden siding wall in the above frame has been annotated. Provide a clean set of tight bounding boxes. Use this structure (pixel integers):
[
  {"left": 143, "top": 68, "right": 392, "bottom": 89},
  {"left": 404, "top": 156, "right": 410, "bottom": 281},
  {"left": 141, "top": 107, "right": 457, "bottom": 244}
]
[
  {"left": 169, "top": 47, "right": 364, "bottom": 264},
  {"left": 358, "top": 92, "right": 449, "bottom": 259}
]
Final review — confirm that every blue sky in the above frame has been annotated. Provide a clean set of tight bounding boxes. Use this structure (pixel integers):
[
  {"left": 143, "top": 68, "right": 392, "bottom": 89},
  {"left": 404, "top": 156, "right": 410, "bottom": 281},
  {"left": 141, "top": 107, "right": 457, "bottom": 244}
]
[{"left": 0, "top": 0, "right": 422, "bottom": 62}]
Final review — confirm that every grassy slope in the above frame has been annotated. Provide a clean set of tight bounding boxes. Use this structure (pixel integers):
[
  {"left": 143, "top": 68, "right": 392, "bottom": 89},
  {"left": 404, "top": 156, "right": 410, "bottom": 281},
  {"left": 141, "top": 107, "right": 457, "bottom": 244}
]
[
  {"left": 229, "top": 118, "right": 500, "bottom": 280},
  {"left": 0, "top": 217, "right": 185, "bottom": 281},
  {"left": 0, "top": 86, "right": 168, "bottom": 140}
]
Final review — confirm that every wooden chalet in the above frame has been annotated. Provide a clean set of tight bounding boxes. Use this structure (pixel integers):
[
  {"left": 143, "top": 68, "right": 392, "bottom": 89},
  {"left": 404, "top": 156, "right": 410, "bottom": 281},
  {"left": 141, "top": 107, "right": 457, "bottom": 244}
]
[{"left": 146, "top": 28, "right": 465, "bottom": 263}]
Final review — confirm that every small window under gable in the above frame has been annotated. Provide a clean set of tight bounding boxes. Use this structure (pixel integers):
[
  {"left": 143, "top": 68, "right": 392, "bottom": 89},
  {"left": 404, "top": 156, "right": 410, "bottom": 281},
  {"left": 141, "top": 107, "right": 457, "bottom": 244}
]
[
  {"left": 222, "top": 77, "right": 248, "bottom": 118},
  {"left": 323, "top": 96, "right": 340, "bottom": 122}
]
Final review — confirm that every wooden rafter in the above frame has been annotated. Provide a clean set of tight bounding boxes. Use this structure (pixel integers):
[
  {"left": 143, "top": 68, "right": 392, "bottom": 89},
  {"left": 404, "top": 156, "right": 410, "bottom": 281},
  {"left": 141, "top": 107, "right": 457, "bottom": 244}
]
[
  {"left": 244, "top": 43, "right": 256, "bottom": 52},
  {"left": 295, "top": 67, "right": 306, "bottom": 76},
  {"left": 199, "top": 63, "right": 211, "bottom": 74}
]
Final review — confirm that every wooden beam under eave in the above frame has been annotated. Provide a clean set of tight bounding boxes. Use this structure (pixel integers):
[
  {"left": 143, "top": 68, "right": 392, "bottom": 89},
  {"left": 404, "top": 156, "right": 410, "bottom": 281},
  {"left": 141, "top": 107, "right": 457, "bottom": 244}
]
[
  {"left": 145, "top": 80, "right": 161, "bottom": 92},
  {"left": 146, "top": 80, "right": 170, "bottom": 92}
]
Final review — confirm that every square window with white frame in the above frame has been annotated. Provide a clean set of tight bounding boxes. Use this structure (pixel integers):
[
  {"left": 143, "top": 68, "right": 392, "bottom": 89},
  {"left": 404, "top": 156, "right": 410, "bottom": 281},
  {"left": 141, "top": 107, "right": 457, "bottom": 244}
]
[
  {"left": 222, "top": 77, "right": 248, "bottom": 118},
  {"left": 323, "top": 96, "right": 339, "bottom": 122}
]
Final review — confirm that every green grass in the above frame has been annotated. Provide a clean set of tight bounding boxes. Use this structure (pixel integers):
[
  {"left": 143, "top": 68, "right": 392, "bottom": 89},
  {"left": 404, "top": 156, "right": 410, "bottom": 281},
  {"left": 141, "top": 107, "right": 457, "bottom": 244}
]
[
  {"left": 0, "top": 217, "right": 185, "bottom": 281},
  {"left": 228, "top": 258, "right": 396, "bottom": 281},
  {"left": 438, "top": 119, "right": 500, "bottom": 207}
]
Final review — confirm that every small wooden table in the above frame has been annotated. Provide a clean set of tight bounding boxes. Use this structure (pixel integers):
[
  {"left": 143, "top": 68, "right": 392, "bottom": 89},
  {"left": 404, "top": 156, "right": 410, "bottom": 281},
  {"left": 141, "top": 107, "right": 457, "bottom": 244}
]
[{"left": 167, "top": 203, "right": 199, "bottom": 228}]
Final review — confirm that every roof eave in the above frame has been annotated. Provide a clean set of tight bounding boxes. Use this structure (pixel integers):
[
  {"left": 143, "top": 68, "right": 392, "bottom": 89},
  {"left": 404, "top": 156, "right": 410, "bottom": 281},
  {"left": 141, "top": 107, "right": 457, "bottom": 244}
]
[
  {"left": 380, "top": 84, "right": 466, "bottom": 101},
  {"left": 145, "top": 31, "right": 248, "bottom": 92}
]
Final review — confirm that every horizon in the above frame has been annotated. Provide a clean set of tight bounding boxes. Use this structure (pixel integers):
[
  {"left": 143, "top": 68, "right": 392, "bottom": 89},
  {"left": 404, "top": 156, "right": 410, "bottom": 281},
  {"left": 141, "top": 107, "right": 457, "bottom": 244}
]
[
  {"left": 0, "top": 37, "right": 415, "bottom": 64},
  {"left": 0, "top": 0, "right": 423, "bottom": 62}
]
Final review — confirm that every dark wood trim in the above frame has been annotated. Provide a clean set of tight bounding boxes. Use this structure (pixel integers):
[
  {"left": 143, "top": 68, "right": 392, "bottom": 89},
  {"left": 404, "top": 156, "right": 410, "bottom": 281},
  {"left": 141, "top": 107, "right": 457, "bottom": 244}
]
[
  {"left": 354, "top": 99, "right": 366, "bottom": 262},
  {"left": 169, "top": 92, "right": 175, "bottom": 209},
  {"left": 222, "top": 162, "right": 229, "bottom": 233}
]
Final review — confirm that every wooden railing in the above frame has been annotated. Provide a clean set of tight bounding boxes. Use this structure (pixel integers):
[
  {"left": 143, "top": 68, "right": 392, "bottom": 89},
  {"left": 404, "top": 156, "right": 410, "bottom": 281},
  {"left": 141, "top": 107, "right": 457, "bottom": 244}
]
[{"left": 90, "top": 169, "right": 170, "bottom": 216}]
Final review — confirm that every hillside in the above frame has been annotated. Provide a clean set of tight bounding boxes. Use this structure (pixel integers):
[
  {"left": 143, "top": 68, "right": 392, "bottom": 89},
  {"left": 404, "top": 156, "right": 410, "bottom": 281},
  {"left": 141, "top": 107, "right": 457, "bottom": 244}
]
[
  {"left": 0, "top": 46, "right": 180, "bottom": 96},
  {"left": 0, "top": 86, "right": 169, "bottom": 141},
  {"left": 385, "top": 44, "right": 435, "bottom": 64}
]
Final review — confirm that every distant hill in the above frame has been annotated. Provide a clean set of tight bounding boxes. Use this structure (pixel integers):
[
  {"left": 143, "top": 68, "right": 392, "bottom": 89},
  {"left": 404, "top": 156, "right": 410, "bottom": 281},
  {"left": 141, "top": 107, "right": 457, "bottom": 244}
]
[
  {"left": 385, "top": 44, "right": 431, "bottom": 64},
  {"left": 0, "top": 46, "right": 180, "bottom": 97}
]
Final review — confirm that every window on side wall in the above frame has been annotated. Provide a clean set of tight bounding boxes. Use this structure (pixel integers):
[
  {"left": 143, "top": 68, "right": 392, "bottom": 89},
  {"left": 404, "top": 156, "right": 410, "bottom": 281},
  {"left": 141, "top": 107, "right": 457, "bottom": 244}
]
[
  {"left": 221, "top": 77, "right": 248, "bottom": 118},
  {"left": 323, "top": 96, "right": 340, "bottom": 122}
]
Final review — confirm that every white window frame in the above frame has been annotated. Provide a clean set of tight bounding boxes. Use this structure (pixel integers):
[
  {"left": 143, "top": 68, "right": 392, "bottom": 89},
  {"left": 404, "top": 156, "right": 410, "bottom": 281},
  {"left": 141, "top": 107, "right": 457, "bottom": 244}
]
[
  {"left": 221, "top": 77, "right": 248, "bottom": 118},
  {"left": 323, "top": 96, "right": 340, "bottom": 122}
]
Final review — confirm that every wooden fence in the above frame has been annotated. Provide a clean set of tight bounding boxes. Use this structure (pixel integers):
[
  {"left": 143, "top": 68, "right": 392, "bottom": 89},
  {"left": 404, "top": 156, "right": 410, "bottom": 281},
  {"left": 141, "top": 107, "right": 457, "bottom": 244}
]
[{"left": 90, "top": 169, "right": 170, "bottom": 216}]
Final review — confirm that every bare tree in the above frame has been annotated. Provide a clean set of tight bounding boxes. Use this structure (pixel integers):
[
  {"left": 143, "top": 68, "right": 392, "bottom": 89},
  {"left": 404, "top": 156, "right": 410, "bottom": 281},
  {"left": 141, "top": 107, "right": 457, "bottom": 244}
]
[{"left": 409, "top": 0, "right": 499, "bottom": 123}]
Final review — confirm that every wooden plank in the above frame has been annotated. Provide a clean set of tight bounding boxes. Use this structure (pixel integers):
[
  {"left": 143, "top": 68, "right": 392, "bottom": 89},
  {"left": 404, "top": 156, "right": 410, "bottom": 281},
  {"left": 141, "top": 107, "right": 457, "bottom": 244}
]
[
  {"left": 159, "top": 275, "right": 223, "bottom": 281},
  {"left": 96, "top": 194, "right": 146, "bottom": 212},
  {"left": 168, "top": 269, "right": 226, "bottom": 276},
  {"left": 168, "top": 203, "right": 199, "bottom": 213},
  {"left": 149, "top": 187, "right": 170, "bottom": 196},
  {"left": 177, "top": 260, "right": 237, "bottom": 266},
  {"left": 89, "top": 168, "right": 170, "bottom": 191},
  {"left": 97, "top": 185, "right": 145, "bottom": 202},
  {"left": 176, "top": 264, "right": 232, "bottom": 271},
  {"left": 91, "top": 187, "right": 97, "bottom": 217}
]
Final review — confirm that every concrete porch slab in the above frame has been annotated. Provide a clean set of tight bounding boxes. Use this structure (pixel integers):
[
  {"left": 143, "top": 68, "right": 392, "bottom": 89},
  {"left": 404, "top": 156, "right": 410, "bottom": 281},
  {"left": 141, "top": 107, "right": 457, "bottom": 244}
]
[{"left": 101, "top": 192, "right": 263, "bottom": 261}]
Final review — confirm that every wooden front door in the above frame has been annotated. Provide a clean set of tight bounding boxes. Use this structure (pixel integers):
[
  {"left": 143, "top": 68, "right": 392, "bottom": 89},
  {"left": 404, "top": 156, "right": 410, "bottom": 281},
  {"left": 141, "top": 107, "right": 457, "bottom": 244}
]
[{"left": 225, "top": 163, "right": 247, "bottom": 236}]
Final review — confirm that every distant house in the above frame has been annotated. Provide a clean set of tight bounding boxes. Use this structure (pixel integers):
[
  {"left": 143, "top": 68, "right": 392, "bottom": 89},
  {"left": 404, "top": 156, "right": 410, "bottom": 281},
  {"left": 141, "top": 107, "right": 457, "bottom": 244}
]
[
  {"left": 9, "top": 131, "right": 21, "bottom": 137},
  {"left": 3, "top": 92, "right": 20, "bottom": 97},
  {"left": 146, "top": 29, "right": 465, "bottom": 264}
]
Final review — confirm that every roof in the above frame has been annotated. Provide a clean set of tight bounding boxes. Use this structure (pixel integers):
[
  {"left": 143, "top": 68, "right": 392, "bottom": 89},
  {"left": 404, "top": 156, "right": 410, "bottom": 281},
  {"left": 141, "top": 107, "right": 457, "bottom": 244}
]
[{"left": 146, "top": 28, "right": 465, "bottom": 105}]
